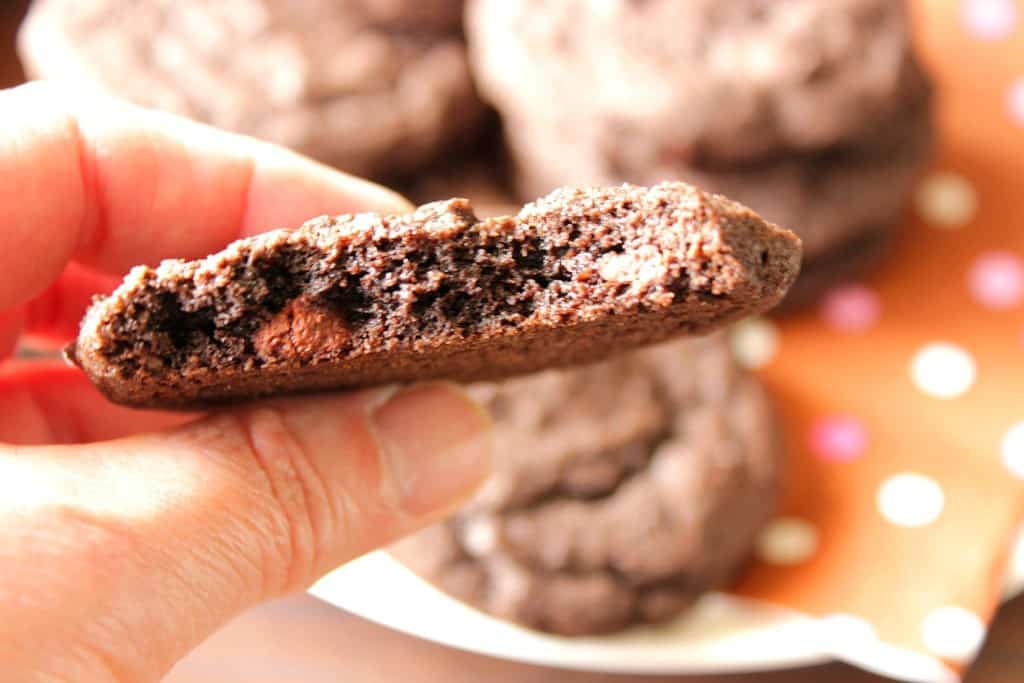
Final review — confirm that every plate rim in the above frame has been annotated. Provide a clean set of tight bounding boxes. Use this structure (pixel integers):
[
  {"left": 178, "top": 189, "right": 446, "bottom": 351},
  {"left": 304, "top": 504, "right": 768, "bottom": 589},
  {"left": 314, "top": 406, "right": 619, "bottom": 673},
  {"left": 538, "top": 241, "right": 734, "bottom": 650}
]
[{"left": 310, "top": 528, "right": 1024, "bottom": 677}]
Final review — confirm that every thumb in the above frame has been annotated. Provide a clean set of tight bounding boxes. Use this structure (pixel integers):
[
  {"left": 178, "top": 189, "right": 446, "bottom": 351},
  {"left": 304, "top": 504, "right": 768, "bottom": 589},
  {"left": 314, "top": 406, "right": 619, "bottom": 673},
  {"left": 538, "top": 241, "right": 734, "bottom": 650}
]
[{"left": 0, "top": 383, "right": 491, "bottom": 683}]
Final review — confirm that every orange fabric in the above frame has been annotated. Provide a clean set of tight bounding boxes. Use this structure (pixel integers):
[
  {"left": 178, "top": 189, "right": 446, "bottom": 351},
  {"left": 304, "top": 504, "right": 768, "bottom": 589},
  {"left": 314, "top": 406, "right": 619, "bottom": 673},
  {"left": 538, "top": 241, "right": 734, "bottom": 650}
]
[{"left": 731, "top": 1, "right": 1024, "bottom": 675}]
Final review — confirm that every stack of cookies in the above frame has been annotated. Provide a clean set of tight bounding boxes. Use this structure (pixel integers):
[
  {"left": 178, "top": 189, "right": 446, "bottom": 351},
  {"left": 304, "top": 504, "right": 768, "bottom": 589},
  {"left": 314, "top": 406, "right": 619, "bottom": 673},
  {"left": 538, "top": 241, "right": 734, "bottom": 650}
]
[
  {"left": 466, "top": 0, "right": 933, "bottom": 307},
  {"left": 18, "top": 0, "right": 485, "bottom": 181}
]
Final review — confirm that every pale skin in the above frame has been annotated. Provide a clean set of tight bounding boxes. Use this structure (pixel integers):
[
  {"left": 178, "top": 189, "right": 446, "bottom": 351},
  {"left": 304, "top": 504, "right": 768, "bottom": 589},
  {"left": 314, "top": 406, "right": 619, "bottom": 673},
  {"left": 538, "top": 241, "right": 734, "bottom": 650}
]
[{"left": 0, "top": 82, "right": 494, "bottom": 683}]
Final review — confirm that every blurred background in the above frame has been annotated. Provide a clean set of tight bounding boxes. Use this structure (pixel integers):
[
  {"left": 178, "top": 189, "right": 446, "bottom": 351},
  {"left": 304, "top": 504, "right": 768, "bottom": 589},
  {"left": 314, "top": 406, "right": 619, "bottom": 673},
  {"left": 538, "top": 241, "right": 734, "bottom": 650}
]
[{"left": 1, "top": 1, "right": 1022, "bottom": 682}]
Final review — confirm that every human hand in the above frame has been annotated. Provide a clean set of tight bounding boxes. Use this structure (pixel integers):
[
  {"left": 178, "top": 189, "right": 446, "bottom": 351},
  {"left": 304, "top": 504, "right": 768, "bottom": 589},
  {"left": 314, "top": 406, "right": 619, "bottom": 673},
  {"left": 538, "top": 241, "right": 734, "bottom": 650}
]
[{"left": 0, "top": 82, "right": 492, "bottom": 683}]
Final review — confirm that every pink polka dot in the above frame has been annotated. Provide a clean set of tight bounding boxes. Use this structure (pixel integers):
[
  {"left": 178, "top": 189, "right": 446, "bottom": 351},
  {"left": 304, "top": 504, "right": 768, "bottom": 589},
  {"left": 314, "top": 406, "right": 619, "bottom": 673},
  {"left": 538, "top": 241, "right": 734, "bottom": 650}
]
[
  {"left": 809, "top": 416, "right": 868, "bottom": 463},
  {"left": 821, "top": 284, "right": 881, "bottom": 332},
  {"left": 962, "top": 0, "right": 1017, "bottom": 40},
  {"left": 968, "top": 251, "right": 1024, "bottom": 309},
  {"left": 1009, "top": 79, "right": 1024, "bottom": 125}
]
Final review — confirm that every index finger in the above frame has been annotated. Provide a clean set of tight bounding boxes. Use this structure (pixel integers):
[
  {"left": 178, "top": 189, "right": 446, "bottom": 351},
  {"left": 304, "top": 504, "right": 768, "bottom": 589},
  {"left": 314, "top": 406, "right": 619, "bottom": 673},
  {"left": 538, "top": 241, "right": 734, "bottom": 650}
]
[{"left": 0, "top": 81, "right": 413, "bottom": 310}]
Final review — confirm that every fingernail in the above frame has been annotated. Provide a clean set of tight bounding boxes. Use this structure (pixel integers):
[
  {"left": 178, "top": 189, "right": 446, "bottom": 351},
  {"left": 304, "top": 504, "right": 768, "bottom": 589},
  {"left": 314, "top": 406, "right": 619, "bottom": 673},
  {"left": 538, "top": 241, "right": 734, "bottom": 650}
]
[{"left": 370, "top": 383, "right": 492, "bottom": 516}]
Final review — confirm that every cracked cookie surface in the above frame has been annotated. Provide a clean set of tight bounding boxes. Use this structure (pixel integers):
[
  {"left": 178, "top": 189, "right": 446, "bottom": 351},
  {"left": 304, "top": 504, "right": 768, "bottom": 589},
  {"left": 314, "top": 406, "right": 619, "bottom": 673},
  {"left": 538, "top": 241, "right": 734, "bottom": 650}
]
[{"left": 391, "top": 335, "right": 782, "bottom": 635}]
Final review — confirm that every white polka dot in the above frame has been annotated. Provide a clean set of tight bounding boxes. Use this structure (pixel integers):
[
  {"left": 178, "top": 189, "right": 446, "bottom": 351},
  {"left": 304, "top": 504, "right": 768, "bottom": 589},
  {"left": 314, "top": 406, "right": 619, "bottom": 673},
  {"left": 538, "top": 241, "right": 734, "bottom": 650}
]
[
  {"left": 915, "top": 172, "right": 978, "bottom": 228},
  {"left": 730, "top": 317, "right": 779, "bottom": 369},
  {"left": 1009, "top": 78, "right": 1024, "bottom": 125},
  {"left": 910, "top": 342, "right": 977, "bottom": 399},
  {"left": 1001, "top": 422, "right": 1024, "bottom": 478},
  {"left": 757, "top": 517, "right": 818, "bottom": 565},
  {"left": 1005, "top": 527, "right": 1024, "bottom": 594},
  {"left": 921, "top": 606, "right": 986, "bottom": 662},
  {"left": 962, "top": 0, "right": 1018, "bottom": 40},
  {"left": 877, "top": 473, "right": 945, "bottom": 528}
]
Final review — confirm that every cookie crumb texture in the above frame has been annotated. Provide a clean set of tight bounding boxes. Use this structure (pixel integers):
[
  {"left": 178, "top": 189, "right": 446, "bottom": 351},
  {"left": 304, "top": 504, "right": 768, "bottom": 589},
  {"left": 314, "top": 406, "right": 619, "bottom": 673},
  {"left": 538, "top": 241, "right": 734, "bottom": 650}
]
[
  {"left": 70, "top": 183, "right": 800, "bottom": 408},
  {"left": 392, "top": 336, "right": 781, "bottom": 635}
]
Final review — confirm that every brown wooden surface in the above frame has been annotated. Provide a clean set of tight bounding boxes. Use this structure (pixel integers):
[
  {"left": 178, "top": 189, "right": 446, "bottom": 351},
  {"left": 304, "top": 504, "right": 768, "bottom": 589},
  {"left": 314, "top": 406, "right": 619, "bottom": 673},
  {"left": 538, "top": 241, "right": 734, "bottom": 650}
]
[{"left": 1, "top": 1, "right": 1020, "bottom": 680}]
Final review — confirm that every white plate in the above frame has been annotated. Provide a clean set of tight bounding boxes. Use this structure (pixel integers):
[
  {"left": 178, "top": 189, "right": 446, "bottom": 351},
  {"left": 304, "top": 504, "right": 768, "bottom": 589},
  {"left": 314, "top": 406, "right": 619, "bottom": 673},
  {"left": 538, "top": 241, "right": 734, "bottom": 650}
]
[{"left": 311, "top": 529, "right": 1023, "bottom": 683}]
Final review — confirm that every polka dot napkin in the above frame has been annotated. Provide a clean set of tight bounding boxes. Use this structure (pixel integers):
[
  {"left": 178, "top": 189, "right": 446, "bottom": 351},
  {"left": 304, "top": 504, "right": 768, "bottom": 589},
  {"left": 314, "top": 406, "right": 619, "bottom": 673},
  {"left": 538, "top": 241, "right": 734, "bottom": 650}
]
[{"left": 728, "top": 1, "right": 1024, "bottom": 679}]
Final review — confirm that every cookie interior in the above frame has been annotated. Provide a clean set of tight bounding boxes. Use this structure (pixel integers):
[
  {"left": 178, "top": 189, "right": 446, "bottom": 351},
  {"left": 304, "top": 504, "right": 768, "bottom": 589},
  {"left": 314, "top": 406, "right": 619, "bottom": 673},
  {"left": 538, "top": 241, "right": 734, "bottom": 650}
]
[{"left": 77, "top": 184, "right": 794, "bottom": 381}]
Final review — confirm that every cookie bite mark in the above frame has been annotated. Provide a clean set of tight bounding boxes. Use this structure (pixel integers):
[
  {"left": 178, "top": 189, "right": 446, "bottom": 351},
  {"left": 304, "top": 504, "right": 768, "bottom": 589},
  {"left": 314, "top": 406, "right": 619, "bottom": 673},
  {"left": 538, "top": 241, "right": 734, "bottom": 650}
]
[{"left": 254, "top": 297, "right": 351, "bottom": 364}]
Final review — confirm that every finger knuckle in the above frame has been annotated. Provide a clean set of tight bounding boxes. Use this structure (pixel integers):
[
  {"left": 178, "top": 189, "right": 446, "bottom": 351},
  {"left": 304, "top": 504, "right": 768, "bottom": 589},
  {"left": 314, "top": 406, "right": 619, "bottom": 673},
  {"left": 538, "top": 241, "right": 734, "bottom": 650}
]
[{"left": 228, "top": 407, "right": 334, "bottom": 595}]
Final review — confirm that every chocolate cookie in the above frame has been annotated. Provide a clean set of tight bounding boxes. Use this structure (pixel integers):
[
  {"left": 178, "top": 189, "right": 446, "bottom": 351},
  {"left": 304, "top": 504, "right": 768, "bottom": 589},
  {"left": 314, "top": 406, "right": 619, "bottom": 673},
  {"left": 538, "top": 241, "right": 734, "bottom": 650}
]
[
  {"left": 19, "top": 0, "right": 482, "bottom": 180},
  {"left": 391, "top": 334, "right": 781, "bottom": 635},
  {"left": 467, "top": 0, "right": 931, "bottom": 167},
  {"left": 68, "top": 183, "right": 801, "bottom": 409},
  {"left": 508, "top": 105, "right": 932, "bottom": 262}
]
